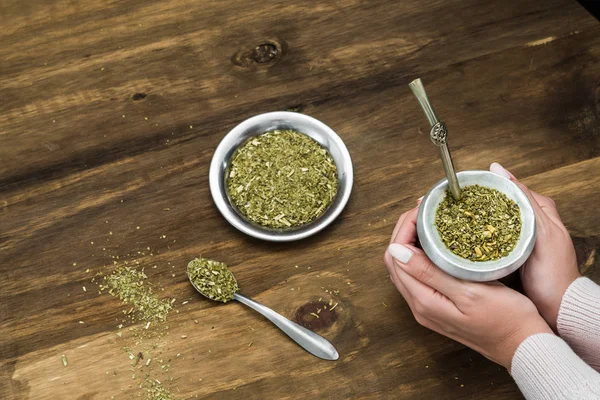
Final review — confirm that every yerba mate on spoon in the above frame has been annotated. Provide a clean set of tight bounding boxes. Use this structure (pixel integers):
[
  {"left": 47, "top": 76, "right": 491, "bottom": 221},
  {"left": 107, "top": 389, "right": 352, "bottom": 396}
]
[
  {"left": 409, "top": 79, "right": 536, "bottom": 281},
  {"left": 187, "top": 258, "right": 339, "bottom": 361}
]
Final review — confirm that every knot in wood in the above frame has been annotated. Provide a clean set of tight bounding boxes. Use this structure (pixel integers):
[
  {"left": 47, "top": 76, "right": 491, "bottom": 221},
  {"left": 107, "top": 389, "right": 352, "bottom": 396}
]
[
  {"left": 231, "top": 39, "right": 285, "bottom": 69},
  {"left": 293, "top": 301, "right": 338, "bottom": 331},
  {"left": 252, "top": 43, "right": 278, "bottom": 64}
]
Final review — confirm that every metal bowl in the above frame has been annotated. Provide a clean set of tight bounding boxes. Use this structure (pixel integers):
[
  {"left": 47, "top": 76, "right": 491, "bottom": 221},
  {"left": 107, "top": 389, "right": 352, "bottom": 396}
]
[
  {"left": 209, "top": 111, "right": 353, "bottom": 242},
  {"left": 417, "top": 170, "right": 536, "bottom": 281}
]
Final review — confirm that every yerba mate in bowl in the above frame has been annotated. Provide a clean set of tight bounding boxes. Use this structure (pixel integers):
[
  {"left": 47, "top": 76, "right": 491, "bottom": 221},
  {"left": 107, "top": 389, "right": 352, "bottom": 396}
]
[
  {"left": 226, "top": 129, "right": 338, "bottom": 229},
  {"left": 210, "top": 112, "right": 353, "bottom": 242},
  {"left": 417, "top": 171, "right": 536, "bottom": 282}
]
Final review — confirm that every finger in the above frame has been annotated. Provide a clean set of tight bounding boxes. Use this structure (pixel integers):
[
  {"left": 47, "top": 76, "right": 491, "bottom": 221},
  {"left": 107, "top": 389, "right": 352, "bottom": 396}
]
[
  {"left": 416, "top": 196, "right": 424, "bottom": 206},
  {"left": 388, "top": 243, "right": 466, "bottom": 309},
  {"left": 392, "top": 207, "right": 419, "bottom": 245},
  {"left": 394, "top": 261, "right": 464, "bottom": 321},
  {"left": 528, "top": 191, "right": 561, "bottom": 222},
  {"left": 490, "top": 162, "right": 516, "bottom": 180},
  {"left": 514, "top": 181, "right": 552, "bottom": 226},
  {"left": 390, "top": 273, "right": 449, "bottom": 336},
  {"left": 384, "top": 250, "right": 401, "bottom": 286},
  {"left": 390, "top": 211, "right": 409, "bottom": 244},
  {"left": 388, "top": 251, "right": 466, "bottom": 339},
  {"left": 490, "top": 162, "right": 551, "bottom": 229},
  {"left": 384, "top": 250, "right": 415, "bottom": 308},
  {"left": 407, "top": 307, "right": 443, "bottom": 332},
  {"left": 506, "top": 169, "right": 562, "bottom": 225},
  {"left": 392, "top": 278, "right": 468, "bottom": 347}
]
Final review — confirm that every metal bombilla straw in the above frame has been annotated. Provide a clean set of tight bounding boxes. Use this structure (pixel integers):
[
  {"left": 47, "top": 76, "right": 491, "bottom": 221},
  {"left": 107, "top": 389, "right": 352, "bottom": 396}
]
[{"left": 409, "top": 78, "right": 461, "bottom": 200}]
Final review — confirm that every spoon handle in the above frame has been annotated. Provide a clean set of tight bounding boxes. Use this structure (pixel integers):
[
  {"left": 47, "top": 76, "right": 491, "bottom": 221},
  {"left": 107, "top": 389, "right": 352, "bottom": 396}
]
[{"left": 233, "top": 293, "right": 339, "bottom": 361}]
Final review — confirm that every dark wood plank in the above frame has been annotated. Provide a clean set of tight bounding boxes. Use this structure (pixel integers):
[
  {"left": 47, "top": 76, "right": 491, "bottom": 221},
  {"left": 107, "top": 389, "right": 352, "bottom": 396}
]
[{"left": 1, "top": 0, "right": 599, "bottom": 399}]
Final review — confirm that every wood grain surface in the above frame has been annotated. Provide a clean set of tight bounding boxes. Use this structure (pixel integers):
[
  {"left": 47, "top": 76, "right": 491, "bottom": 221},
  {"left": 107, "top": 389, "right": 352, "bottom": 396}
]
[{"left": 1, "top": 0, "right": 599, "bottom": 399}]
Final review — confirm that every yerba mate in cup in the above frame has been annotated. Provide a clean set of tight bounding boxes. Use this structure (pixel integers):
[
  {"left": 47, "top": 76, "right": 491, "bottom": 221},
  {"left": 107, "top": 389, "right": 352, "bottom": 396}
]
[{"left": 435, "top": 184, "right": 521, "bottom": 262}]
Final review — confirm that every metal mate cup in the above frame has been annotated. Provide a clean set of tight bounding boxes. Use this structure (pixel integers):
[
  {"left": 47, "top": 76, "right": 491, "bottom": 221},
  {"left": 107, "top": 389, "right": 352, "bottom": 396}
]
[{"left": 417, "top": 170, "right": 536, "bottom": 281}]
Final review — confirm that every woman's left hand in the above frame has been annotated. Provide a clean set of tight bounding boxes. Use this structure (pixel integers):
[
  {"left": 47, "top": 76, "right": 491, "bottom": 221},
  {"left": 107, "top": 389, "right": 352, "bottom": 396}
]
[{"left": 384, "top": 207, "right": 553, "bottom": 370}]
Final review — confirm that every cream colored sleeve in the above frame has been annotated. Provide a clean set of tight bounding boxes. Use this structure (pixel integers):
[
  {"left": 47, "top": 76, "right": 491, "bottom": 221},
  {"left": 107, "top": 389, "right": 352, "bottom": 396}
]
[{"left": 511, "top": 333, "right": 600, "bottom": 400}]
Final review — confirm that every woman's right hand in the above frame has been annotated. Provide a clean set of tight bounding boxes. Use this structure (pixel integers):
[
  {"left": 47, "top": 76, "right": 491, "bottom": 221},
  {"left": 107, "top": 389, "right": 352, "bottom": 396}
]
[
  {"left": 490, "top": 163, "right": 580, "bottom": 331},
  {"left": 385, "top": 207, "right": 553, "bottom": 371}
]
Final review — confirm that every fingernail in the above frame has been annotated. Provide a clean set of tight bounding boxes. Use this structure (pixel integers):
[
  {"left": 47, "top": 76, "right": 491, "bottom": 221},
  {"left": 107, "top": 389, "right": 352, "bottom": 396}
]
[
  {"left": 388, "top": 243, "right": 413, "bottom": 264},
  {"left": 416, "top": 196, "right": 424, "bottom": 203},
  {"left": 490, "top": 162, "right": 510, "bottom": 179}
]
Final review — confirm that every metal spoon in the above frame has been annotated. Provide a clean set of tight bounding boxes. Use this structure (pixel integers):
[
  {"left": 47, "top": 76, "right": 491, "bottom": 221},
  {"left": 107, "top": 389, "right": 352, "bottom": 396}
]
[
  {"left": 187, "top": 264, "right": 339, "bottom": 361},
  {"left": 409, "top": 78, "right": 461, "bottom": 200}
]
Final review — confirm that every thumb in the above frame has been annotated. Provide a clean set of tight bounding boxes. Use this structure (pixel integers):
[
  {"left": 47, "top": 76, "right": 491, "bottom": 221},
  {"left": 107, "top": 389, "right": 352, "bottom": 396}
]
[
  {"left": 489, "top": 162, "right": 550, "bottom": 228},
  {"left": 490, "top": 162, "right": 515, "bottom": 180}
]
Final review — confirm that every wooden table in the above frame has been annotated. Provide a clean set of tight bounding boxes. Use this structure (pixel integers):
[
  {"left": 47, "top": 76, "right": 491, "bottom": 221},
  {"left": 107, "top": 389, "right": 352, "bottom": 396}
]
[{"left": 2, "top": 0, "right": 599, "bottom": 398}]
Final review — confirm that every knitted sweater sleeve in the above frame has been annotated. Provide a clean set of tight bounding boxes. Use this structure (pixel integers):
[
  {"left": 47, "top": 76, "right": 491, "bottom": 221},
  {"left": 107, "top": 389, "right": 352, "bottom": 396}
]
[
  {"left": 557, "top": 277, "right": 600, "bottom": 371},
  {"left": 511, "top": 333, "right": 600, "bottom": 399}
]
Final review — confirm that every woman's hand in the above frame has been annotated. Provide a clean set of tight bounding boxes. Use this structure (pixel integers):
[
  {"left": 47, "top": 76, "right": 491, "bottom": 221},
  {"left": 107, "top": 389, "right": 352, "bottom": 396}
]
[
  {"left": 489, "top": 163, "right": 580, "bottom": 330},
  {"left": 384, "top": 207, "right": 553, "bottom": 370}
]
